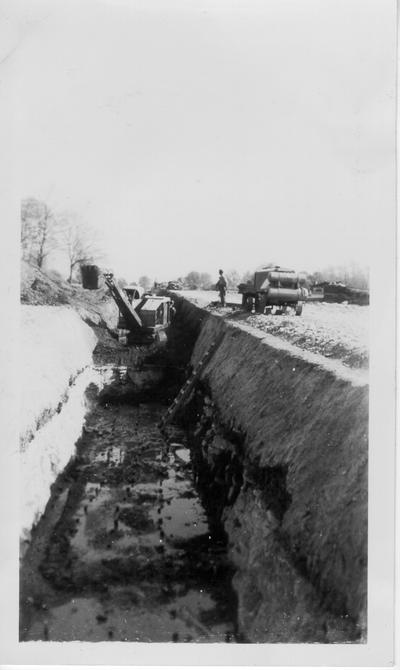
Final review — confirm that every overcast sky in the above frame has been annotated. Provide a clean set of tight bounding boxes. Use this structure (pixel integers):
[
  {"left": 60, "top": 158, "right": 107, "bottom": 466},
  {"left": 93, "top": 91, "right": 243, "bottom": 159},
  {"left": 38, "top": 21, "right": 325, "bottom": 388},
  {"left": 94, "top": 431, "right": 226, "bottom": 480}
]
[{"left": 3, "top": 0, "right": 396, "bottom": 282}]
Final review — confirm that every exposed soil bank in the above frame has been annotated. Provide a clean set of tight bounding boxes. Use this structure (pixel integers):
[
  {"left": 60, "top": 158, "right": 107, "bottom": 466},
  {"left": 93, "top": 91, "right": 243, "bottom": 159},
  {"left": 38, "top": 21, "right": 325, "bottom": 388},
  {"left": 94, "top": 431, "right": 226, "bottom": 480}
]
[
  {"left": 172, "top": 296, "right": 368, "bottom": 642},
  {"left": 20, "top": 306, "right": 106, "bottom": 539},
  {"left": 173, "top": 289, "right": 369, "bottom": 369},
  {"left": 21, "top": 306, "right": 98, "bottom": 444},
  {"left": 20, "top": 260, "right": 118, "bottom": 328},
  {"left": 20, "top": 294, "right": 368, "bottom": 644}
]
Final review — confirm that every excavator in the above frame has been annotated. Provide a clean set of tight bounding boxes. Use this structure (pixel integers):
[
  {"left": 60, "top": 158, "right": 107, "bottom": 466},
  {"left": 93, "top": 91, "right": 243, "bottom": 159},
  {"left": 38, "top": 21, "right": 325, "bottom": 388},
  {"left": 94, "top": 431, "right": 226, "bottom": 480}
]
[{"left": 103, "top": 273, "right": 174, "bottom": 345}]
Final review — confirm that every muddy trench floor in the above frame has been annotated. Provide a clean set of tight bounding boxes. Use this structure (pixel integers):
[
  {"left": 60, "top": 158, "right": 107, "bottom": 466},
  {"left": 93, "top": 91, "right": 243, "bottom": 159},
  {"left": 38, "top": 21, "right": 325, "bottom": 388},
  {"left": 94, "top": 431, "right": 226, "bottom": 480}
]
[{"left": 20, "top": 371, "right": 239, "bottom": 643}]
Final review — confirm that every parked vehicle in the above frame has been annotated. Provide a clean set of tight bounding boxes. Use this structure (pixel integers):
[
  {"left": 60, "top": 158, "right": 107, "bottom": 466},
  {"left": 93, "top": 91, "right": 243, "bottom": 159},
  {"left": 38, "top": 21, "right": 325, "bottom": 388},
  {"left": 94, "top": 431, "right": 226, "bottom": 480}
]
[
  {"left": 308, "top": 286, "right": 325, "bottom": 301},
  {"left": 313, "top": 282, "right": 369, "bottom": 305},
  {"left": 238, "top": 265, "right": 305, "bottom": 315}
]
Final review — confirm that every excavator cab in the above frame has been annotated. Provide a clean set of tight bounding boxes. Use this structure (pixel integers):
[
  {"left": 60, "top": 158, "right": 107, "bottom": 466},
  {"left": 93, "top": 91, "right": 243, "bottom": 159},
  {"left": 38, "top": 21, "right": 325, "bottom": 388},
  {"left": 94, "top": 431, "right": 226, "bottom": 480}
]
[
  {"left": 104, "top": 273, "right": 174, "bottom": 346},
  {"left": 139, "top": 299, "right": 170, "bottom": 328},
  {"left": 134, "top": 297, "right": 172, "bottom": 345}
]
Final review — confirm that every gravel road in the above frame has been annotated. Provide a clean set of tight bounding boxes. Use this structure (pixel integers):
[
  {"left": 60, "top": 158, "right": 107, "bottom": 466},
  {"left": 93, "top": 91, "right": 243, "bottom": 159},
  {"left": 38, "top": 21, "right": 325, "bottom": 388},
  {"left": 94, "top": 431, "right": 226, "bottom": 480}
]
[{"left": 174, "top": 291, "right": 369, "bottom": 369}]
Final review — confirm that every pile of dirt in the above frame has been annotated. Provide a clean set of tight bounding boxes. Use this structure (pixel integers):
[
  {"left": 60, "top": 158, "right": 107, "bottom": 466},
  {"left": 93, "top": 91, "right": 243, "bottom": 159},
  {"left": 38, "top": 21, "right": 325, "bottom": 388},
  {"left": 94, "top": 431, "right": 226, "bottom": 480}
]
[{"left": 20, "top": 261, "right": 118, "bottom": 330}]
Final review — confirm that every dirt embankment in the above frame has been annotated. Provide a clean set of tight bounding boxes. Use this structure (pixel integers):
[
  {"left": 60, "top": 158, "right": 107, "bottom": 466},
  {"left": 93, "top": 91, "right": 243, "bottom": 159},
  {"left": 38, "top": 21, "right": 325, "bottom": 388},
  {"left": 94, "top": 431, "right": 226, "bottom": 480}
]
[
  {"left": 19, "top": 305, "right": 116, "bottom": 540},
  {"left": 174, "top": 297, "right": 368, "bottom": 642},
  {"left": 20, "top": 261, "right": 118, "bottom": 331},
  {"left": 173, "top": 290, "right": 368, "bottom": 369},
  {"left": 20, "top": 268, "right": 368, "bottom": 643},
  {"left": 19, "top": 262, "right": 122, "bottom": 540}
]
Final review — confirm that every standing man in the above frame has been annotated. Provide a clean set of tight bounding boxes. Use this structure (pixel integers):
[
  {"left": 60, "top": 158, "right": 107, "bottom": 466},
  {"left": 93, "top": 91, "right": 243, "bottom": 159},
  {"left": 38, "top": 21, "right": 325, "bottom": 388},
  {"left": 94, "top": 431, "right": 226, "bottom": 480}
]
[{"left": 216, "top": 269, "right": 227, "bottom": 307}]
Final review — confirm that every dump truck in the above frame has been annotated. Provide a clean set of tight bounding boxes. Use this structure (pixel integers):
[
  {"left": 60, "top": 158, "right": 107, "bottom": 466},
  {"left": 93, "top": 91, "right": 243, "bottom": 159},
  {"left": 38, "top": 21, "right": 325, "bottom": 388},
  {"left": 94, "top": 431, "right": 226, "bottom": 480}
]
[
  {"left": 238, "top": 265, "right": 305, "bottom": 315},
  {"left": 104, "top": 273, "right": 174, "bottom": 345}
]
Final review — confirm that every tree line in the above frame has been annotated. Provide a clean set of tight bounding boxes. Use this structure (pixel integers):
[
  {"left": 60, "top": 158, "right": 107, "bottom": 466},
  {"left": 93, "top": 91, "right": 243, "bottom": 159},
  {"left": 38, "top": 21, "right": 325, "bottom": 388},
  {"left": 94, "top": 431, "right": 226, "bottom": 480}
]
[
  {"left": 135, "top": 269, "right": 253, "bottom": 292},
  {"left": 146, "top": 266, "right": 369, "bottom": 292},
  {"left": 21, "top": 199, "right": 368, "bottom": 292},
  {"left": 176, "top": 270, "right": 250, "bottom": 291},
  {"left": 21, "top": 197, "right": 102, "bottom": 282},
  {"left": 306, "top": 265, "right": 369, "bottom": 290}
]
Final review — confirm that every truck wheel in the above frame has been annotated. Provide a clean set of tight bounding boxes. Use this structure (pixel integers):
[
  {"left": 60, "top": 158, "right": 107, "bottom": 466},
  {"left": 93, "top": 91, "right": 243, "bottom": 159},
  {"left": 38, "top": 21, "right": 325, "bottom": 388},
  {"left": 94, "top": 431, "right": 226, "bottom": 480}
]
[
  {"left": 295, "top": 303, "right": 303, "bottom": 316},
  {"left": 256, "top": 296, "right": 266, "bottom": 314},
  {"left": 243, "top": 295, "right": 253, "bottom": 312}
]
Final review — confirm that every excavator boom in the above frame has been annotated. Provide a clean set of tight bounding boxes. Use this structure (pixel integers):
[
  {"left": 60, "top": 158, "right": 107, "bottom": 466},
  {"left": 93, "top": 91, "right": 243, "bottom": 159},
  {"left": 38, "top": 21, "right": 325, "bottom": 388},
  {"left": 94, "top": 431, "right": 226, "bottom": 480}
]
[{"left": 103, "top": 273, "right": 143, "bottom": 331}]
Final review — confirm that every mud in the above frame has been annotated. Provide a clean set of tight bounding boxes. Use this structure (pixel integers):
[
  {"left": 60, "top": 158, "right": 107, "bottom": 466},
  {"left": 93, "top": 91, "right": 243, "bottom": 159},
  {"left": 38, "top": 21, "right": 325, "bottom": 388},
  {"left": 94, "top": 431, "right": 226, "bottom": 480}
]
[
  {"left": 20, "top": 294, "right": 368, "bottom": 644},
  {"left": 20, "top": 369, "right": 238, "bottom": 643},
  {"left": 169, "top": 297, "right": 368, "bottom": 642},
  {"left": 181, "top": 382, "right": 363, "bottom": 642}
]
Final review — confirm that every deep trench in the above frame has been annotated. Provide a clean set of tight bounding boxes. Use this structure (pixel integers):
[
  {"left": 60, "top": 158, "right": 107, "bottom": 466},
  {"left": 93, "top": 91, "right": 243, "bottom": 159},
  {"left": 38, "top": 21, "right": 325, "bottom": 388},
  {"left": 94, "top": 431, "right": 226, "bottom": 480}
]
[
  {"left": 19, "top": 313, "right": 243, "bottom": 643},
  {"left": 20, "top": 303, "right": 365, "bottom": 644}
]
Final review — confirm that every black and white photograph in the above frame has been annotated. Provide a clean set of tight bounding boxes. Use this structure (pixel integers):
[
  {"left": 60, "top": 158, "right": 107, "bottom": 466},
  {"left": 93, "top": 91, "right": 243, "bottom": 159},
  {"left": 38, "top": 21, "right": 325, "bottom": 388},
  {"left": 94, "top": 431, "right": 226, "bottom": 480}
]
[{"left": 0, "top": 0, "right": 396, "bottom": 666}]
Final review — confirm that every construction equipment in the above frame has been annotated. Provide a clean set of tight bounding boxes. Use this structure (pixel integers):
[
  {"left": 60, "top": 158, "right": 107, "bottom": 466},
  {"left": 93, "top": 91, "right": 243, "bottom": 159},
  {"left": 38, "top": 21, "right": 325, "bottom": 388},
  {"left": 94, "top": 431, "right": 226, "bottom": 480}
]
[
  {"left": 115, "top": 283, "right": 144, "bottom": 330},
  {"left": 312, "top": 282, "right": 369, "bottom": 305},
  {"left": 104, "top": 273, "right": 174, "bottom": 345},
  {"left": 167, "top": 281, "right": 182, "bottom": 290},
  {"left": 238, "top": 265, "right": 306, "bottom": 316},
  {"left": 308, "top": 286, "right": 325, "bottom": 301},
  {"left": 159, "top": 333, "right": 224, "bottom": 428}
]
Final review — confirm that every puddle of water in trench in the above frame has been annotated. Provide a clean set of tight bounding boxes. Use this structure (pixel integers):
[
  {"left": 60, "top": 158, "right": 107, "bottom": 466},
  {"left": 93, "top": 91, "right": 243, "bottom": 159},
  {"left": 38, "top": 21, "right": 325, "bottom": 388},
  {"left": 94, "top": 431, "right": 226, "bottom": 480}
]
[
  {"left": 27, "top": 588, "right": 234, "bottom": 643},
  {"left": 22, "top": 388, "right": 237, "bottom": 643}
]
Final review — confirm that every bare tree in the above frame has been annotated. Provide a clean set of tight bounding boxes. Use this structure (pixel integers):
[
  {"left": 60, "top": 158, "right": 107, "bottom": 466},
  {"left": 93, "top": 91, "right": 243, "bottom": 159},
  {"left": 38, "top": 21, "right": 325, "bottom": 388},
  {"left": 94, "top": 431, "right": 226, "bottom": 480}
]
[
  {"left": 21, "top": 198, "right": 40, "bottom": 253},
  {"left": 185, "top": 271, "right": 201, "bottom": 289},
  {"left": 308, "top": 263, "right": 369, "bottom": 290},
  {"left": 241, "top": 270, "right": 253, "bottom": 284},
  {"left": 199, "top": 272, "right": 212, "bottom": 289},
  {"left": 60, "top": 215, "right": 103, "bottom": 283},
  {"left": 21, "top": 198, "right": 60, "bottom": 268}
]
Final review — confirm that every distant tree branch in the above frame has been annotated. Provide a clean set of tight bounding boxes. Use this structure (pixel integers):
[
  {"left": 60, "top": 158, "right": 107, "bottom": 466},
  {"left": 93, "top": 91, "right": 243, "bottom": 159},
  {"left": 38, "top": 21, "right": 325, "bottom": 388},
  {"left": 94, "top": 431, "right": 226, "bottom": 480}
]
[
  {"left": 21, "top": 198, "right": 60, "bottom": 268},
  {"left": 59, "top": 214, "right": 103, "bottom": 282}
]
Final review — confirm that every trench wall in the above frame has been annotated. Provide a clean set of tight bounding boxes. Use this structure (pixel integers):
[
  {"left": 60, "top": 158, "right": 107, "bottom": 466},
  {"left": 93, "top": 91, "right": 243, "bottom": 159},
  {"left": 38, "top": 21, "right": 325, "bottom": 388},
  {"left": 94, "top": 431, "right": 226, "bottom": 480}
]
[
  {"left": 175, "top": 297, "right": 368, "bottom": 641},
  {"left": 20, "top": 306, "right": 110, "bottom": 540}
]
